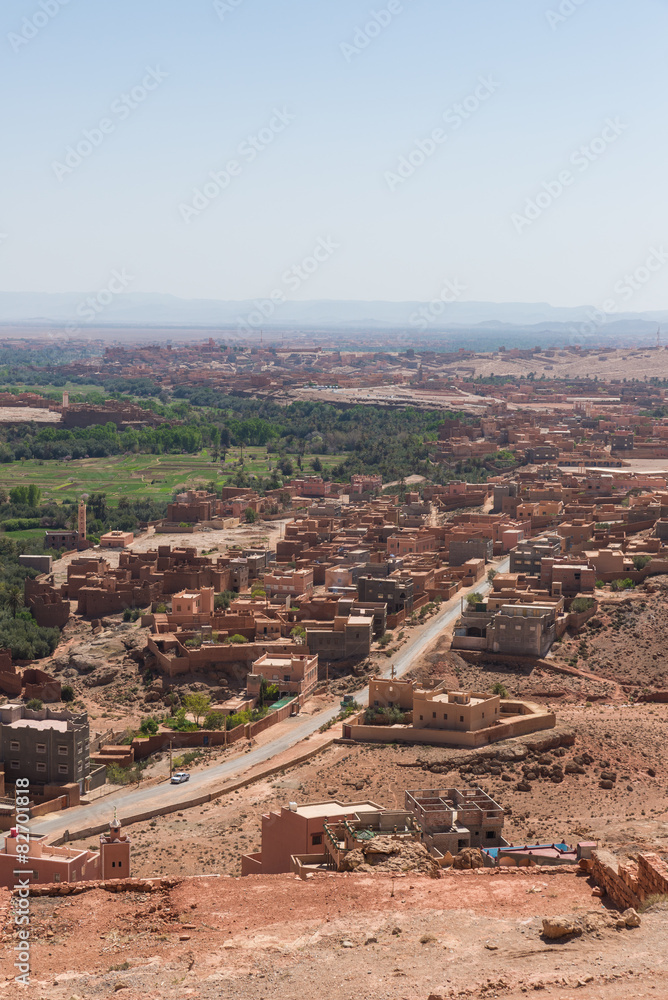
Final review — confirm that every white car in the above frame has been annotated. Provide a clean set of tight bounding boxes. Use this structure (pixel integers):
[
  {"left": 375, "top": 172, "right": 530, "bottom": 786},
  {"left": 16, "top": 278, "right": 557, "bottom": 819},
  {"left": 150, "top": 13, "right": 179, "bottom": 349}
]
[{"left": 170, "top": 772, "right": 190, "bottom": 784}]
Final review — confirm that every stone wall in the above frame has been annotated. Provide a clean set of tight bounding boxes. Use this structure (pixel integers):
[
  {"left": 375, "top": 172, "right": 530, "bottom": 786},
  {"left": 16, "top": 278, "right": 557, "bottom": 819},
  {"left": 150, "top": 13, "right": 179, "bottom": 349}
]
[{"left": 587, "top": 850, "right": 668, "bottom": 909}]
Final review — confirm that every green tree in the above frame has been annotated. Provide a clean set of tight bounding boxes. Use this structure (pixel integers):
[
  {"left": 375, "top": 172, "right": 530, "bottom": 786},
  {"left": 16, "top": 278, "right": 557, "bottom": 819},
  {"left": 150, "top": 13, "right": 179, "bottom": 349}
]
[
  {"left": 203, "top": 710, "right": 226, "bottom": 730},
  {"left": 182, "top": 692, "right": 212, "bottom": 726},
  {"left": 61, "top": 684, "right": 75, "bottom": 702},
  {"left": 25, "top": 698, "right": 44, "bottom": 711},
  {"left": 0, "top": 584, "right": 23, "bottom": 618},
  {"left": 244, "top": 507, "right": 257, "bottom": 523},
  {"left": 214, "top": 590, "right": 235, "bottom": 610}
]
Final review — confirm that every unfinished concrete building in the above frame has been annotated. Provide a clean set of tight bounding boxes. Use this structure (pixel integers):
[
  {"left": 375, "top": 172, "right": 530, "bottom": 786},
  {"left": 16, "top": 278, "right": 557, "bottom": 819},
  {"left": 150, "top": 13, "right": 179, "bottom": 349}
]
[{"left": 405, "top": 787, "right": 505, "bottom": 856}]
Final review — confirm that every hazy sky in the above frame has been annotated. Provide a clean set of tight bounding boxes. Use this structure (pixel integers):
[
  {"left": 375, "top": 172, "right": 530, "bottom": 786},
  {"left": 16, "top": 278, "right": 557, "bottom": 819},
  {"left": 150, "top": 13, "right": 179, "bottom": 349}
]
[{"left": 2, "top": 0, "right": 668, "bottom": 309}]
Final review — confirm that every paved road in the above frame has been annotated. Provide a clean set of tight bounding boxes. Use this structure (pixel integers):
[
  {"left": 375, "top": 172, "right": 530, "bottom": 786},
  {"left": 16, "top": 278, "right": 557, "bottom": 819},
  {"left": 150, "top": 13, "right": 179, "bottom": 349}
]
[{"left": 32, "top": 558, "right": 509, "bottom": 840}]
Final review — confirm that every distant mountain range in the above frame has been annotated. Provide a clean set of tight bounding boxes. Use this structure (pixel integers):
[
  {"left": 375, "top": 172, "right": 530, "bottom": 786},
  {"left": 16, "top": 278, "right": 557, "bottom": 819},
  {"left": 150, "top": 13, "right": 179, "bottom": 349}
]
[{"left": 0, "top": 291, "right": 667, "bottom": 336}]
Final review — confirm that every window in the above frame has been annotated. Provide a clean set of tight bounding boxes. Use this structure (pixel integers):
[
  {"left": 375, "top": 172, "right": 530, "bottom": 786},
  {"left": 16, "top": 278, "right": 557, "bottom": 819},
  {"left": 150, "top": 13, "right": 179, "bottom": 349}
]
[
  {"left": 311, "top": 834, "right": 322, "bottom": 846},
  {"left": 112, "top": 861, "right": 116, "bottom": 868},
  {"left": 58, "top": 764, "right": 68, "bottom": 775},
  {"left": 486, "top": 831, "right": 496, "bottom": 840},
  {"left": 10, "top": 760, "right": 19, "bottom": 770},
  {"left": 9, "top": 741, "right": 19, "bottom": 751},
  {"left": 53, "top": 873, "right": 61, "bottom": 883},
  {"left": 460, "top": 716, "right": 464, "bottom": 723},
  {"left": 36, "top": 743, "right": 46, "bottom": 753},
  {"left": 419, "top": 715, "right": 423, "bottom": 721},
  {"left": 432, "top": 712, "right": 436, "bottom": 719},
  {"left": 36, "top": 762, "right": 46, "bottom": 773},
  {"left": 58, "top": 746, "right": 68, "bottom": 756},
  {"left": 482, "top": 713, "right": 485, "bottom": 719}
]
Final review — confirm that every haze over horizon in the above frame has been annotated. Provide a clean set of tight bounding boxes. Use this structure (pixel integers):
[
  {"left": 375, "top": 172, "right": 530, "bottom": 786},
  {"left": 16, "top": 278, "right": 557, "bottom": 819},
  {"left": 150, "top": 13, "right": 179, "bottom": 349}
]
[{"left": 2, "top": 0, "right": 668, "bottom": 314}]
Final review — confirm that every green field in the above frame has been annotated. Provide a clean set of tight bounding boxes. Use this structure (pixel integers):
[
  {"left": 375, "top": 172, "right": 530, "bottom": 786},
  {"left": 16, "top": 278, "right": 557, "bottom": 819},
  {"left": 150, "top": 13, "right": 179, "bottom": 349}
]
[
  {"left": 0, "top": 448, "right": 346, "bottom": 504},
  {"left": 0, "top": 527, "right": 45, "bottom": 541}
]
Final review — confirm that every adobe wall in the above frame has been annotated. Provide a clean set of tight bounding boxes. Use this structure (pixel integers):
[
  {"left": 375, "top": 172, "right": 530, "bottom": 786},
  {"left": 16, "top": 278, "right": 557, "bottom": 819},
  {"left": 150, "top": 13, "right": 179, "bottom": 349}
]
[
  {"left": 342, "top": 711, "right": 556, "bottom": 747},
  {"left": 130, "top": 724, "right": 246, "bottom": 760}
]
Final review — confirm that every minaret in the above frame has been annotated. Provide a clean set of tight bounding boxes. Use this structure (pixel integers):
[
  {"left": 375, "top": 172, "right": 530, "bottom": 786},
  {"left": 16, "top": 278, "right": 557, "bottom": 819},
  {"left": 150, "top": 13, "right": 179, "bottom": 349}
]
[
  {"left": 77, "top": 500, "right": 87, "bottom": 540},
  {"left": 99, "top": 809, "right": 131, "bottom": 879},
  {"left": 62, "top": 391, "right": 69, "bottom": 409}
]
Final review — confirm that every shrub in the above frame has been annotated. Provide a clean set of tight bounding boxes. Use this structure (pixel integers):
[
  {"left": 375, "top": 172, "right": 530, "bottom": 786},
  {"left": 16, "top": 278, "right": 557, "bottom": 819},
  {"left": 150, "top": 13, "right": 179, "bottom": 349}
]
[
  {"left": 226, "top": 633, "right": 249, "bottom": 644},
  {"left": 173, "top": 750, "right": 203, "bottom": 769},
  {"left": 611, "top": 578, "right": 635, "bottom": 592},
  {"left": 61, "top": 684, "right": 74, "bottom": 702},
  {"left": 25, "top": 698, "right": 43, "bottom": 711},
  {"left": 106, "top": 763, "right": 142, "bottom": 785},
  {"left": 1, "top": 518, "right": 41, "bottom": 532},
  {"left": 570, "top": 597, "right": 596, "bottom": 614},
  {"left": 364, "top": 705, "right": 405, "bottom": 725},
  {"left": 492, "top": 682, "right": 508, "bottom": 698},
  {"left": 163, "top": 708, "right": 199, "bottom": 732},
  {"left": 214, "top": 590, "right": 236, "bottom": 610},
  {"left": 139, "top": 716, "right": 159, "bottom": 736},
  {"left": 155, "top": 602, "right": 167, "bottom": 613},
  {"left": 633, "top": 555, "right": 652, "bottom": 571},
  {"left": 203, "top": 711, "right": 226, "bottom": 730}
]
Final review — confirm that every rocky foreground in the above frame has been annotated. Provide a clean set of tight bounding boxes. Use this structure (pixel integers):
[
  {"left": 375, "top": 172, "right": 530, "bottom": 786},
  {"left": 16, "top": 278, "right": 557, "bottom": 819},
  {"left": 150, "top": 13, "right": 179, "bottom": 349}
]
[{"left": 3, "top": 868, "right": 667, "bottom": 999}]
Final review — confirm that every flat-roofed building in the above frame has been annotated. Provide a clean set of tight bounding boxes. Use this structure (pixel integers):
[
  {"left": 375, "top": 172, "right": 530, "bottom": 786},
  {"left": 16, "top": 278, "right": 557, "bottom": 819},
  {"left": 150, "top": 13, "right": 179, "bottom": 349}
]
[
  {"left": 241, "top": 799, "right": 382, "bottom": 875},
  {"left": 0, "top": 704, "right": 89, "bottom": 791},
  {"left": 247, "top": 651, "right": 319, "bottom": 700}
]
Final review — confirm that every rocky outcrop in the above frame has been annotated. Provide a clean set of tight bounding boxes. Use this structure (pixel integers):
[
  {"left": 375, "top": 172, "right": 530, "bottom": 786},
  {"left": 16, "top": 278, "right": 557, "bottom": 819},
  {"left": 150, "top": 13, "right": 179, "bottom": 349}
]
[
  {"left": 340, "top": 838, "right": 440, "bottom": 876},
  {"left": 452, "top": 848, "right": 484, "bottom": 870}
]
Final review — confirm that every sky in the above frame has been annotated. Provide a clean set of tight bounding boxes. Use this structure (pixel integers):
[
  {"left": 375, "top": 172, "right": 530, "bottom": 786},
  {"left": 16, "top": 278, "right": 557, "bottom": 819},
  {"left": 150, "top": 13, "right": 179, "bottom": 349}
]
[{"left": 1, "top": 0, "right": 668, "bottom": 311}]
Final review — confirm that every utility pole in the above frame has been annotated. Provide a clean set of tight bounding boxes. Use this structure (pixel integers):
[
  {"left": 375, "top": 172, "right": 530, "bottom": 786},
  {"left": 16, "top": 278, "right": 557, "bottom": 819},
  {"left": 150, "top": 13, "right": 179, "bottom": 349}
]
[{"left": 169, "top": 738, "right": 173, "bottom": 778}]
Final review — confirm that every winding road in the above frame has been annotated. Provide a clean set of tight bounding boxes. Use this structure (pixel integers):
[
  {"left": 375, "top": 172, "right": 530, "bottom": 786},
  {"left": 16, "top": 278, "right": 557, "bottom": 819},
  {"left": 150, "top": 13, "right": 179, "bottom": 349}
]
[{"left": 31, "top": 558, "right": 509, "bottom": 842}]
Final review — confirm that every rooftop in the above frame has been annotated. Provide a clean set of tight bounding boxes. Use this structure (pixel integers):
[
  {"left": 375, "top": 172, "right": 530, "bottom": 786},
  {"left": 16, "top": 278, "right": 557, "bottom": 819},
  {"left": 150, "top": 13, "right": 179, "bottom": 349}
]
[
  {"left": 7, "top": 719, "right": 68, "bottom": 732},
  {"left": 293, "top": 800, "right": 381, "bottom": 820}
]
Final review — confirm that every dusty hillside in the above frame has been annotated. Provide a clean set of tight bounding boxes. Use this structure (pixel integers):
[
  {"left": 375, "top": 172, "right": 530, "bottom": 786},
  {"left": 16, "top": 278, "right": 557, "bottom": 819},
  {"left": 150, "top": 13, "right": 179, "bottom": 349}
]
[{"left": 6, "top": 870, "right": 668, "bottom": 999}]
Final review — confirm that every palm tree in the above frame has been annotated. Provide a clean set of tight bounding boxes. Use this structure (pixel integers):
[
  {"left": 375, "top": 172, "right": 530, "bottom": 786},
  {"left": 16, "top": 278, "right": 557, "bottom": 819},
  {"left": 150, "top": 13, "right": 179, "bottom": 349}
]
[{"left": 0, "top": 585, "right": 23, "bottom": 618}]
